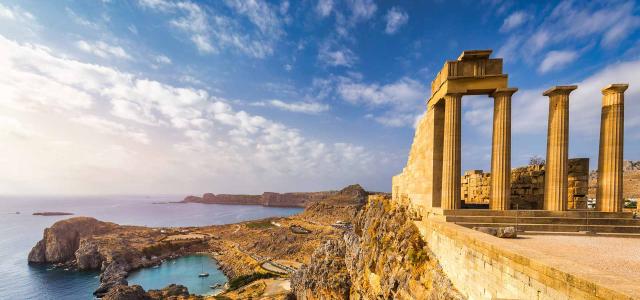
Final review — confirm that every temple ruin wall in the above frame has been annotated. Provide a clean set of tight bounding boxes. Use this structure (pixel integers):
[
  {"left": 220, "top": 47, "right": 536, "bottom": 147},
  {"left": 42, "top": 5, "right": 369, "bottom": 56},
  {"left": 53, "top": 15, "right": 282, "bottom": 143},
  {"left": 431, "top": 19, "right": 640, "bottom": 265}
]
[{"left": 461, "top": 158, "right": 589, "bottom": 209}]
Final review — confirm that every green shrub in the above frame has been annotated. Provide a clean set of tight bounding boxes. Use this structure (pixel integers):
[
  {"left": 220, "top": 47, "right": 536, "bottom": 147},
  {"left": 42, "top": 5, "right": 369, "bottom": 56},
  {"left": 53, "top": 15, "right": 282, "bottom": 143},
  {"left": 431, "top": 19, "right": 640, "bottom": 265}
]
[
  {"left": 227, "top": 272, "right": 276, "bottom": 291},
  {"left": 245, "top": 219, "right": 275, "bottom": 229}
]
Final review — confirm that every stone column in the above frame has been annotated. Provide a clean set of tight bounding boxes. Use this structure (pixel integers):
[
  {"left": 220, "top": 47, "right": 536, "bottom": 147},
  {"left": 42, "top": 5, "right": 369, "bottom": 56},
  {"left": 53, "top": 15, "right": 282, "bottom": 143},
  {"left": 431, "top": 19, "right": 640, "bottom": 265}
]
[
  {"left": 543, "top": 86, "right": 577, "bottom": 211},
  {"left": 441, "top": 94, "right": 462, "bottom": 210},
  {"left": 490, "top": 88, "right": 517, "bottom": 210},
  {"left": 597, "top": 84, "right": 628, "bottom": 212}
]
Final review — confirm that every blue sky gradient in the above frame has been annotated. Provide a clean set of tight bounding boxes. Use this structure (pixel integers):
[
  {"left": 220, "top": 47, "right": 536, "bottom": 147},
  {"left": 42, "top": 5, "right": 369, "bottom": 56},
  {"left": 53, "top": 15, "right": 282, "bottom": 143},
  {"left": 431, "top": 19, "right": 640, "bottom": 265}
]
[{"left": 0, "top": 0, "right": 638, "bottom": 194}]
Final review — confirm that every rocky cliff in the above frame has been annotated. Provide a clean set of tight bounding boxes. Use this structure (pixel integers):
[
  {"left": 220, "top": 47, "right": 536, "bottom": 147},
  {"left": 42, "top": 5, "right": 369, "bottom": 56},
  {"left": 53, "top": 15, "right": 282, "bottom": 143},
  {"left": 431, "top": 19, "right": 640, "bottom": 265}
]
[
  {"left": 28, "top": 217, "right": 118, "bottom": 263},
  {"left": 181, "top": 187, "right": 355, "bottom": 207},
  {"left": 28, "top": 217, "right": 207, "bottom": 297},
  {"left": 292, "top": 195, "right": 461, "bottom": 299}
]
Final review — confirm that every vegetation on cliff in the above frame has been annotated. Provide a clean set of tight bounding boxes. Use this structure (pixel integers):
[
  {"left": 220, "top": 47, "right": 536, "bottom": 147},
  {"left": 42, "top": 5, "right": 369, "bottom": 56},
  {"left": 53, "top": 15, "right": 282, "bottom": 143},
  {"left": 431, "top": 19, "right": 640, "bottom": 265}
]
[{"left": 292, "top": 195, "right": 462, "bottom": 299}]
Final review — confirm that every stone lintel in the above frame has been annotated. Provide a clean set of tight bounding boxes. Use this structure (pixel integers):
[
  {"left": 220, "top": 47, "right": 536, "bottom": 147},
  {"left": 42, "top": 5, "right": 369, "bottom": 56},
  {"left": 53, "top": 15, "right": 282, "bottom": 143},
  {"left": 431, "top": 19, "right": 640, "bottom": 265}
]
[
  {"left": 492, "top": 87, "right": 518, "bottom": 97},
  {"left": 601, "top": 83, "right": 629, "bottom": 94},
  {"left": 457, "top": 49, "right": 493, "bottom": 61},
  {"left": 542, "top": 85, "right": 577, "bottom": 97}
]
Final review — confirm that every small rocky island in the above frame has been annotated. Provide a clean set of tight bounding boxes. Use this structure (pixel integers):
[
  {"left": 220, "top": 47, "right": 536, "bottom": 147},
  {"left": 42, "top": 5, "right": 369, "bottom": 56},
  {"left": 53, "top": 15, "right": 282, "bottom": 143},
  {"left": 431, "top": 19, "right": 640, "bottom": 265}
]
[
  {"left": 32, "top": 212, "right": 74, "bottom": 216},
  {"left": 28, "top": 185, "right": 461, "bottom": 299}
]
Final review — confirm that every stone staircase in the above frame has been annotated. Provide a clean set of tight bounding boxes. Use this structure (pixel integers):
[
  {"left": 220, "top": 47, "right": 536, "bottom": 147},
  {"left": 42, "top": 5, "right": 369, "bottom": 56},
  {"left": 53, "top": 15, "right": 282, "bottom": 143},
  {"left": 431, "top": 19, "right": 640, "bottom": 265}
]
[{"left": 443, "top": 209, "right": 640, "bottom": 234}]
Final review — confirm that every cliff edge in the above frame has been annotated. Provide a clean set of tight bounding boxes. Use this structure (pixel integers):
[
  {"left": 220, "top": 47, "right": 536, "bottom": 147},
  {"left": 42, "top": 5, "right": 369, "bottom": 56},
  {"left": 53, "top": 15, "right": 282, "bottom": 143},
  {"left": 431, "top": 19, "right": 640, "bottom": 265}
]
[{"left": 292, "top": 195, "right": 462, "bottom": 299}]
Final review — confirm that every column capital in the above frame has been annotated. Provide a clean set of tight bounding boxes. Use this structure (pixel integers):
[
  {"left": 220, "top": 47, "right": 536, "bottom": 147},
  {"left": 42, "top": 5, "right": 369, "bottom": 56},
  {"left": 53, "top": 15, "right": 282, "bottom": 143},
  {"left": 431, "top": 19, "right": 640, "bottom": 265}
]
[
  {"left": 602, "top": 83, "right": 629, "bottom": 95},
  {"left": 444, "top": 92, "right": 464, "bottom": 98},
  {"left": 543, "top": 85, "right": 577, "bottom": 97},
  {"left": 492, "top": 87, "right": 518, "bottom": 97}
]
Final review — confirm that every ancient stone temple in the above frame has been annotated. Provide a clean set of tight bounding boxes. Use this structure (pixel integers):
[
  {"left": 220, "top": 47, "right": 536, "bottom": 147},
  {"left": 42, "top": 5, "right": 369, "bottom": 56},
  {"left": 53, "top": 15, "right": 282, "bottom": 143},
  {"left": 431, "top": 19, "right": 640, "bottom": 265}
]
[{"left": 392, "top": 49, "right": 629, "bottom": 215}]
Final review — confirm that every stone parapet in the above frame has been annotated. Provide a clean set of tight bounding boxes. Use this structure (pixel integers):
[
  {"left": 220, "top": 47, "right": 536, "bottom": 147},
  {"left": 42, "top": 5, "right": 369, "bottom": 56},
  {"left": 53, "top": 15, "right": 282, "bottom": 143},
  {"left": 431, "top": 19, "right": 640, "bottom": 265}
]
[{"left": 420, "top": 218, "right": 637, "bottom": 299}]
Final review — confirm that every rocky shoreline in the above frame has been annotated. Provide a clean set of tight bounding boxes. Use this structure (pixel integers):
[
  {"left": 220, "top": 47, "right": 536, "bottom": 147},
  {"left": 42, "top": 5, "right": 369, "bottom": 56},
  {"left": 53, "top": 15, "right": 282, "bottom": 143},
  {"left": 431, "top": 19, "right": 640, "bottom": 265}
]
[
  {"left": 27, "top": 185, "right": 458, "bottom": 299},
  {"left": 28, "top": 185, "right": 370, "bottom": 299}
]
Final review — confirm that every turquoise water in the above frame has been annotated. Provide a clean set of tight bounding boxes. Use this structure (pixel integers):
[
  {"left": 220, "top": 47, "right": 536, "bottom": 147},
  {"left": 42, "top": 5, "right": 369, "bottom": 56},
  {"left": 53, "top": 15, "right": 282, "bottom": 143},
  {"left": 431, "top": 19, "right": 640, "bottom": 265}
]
[
  {"left": 127, "top": 255, "right": 226, "bottom": 295},
  {"left": 0, "top": 196, "right": 302, "bottom": 299}
]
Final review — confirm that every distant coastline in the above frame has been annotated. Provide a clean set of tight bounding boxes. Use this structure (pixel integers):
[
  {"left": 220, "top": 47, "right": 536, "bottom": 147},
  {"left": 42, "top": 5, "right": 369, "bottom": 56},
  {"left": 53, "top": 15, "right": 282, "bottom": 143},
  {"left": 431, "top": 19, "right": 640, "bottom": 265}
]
[
  {"left": 32, "top": 212, "right": 74, "bottom": 216},
  {"left": 180, "top": 185, "right": 370, "bottom": 208}
]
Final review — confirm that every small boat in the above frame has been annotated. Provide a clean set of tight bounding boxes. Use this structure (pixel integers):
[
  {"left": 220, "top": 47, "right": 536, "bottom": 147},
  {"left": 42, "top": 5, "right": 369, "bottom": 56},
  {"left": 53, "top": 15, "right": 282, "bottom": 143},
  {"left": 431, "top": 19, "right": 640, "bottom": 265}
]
[
  {"left": 210, "top": 283, "right": 222, "bottom": 289},
  {"left": 152, "top": 265, "right": 160, "bottom": 269},
  {"left": 198, "top": 263, "right": 209, "bottom": 277}
]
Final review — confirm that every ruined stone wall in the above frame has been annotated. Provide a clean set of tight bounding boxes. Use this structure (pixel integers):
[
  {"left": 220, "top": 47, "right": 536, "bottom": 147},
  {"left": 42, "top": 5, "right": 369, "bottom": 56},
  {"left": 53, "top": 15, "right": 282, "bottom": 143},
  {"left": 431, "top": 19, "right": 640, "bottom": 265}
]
[
  {"left": 461, "top": 170, "right": 490, "bottom": 204},
  {"left": 461, "top": 158, "right": 589, "bottom": 209}
]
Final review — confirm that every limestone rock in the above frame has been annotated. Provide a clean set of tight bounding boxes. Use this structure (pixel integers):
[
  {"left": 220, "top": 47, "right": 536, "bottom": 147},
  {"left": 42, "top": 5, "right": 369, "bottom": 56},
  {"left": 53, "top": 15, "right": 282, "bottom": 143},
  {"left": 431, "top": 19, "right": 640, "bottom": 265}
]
[
  {"left": 496, "top": 227, "right": 517, "bottom": 238},
  {"left": 291, "top": 239, "right": 351, "bottom": 300},
  {"left": 75, "top": 239, "right": 103, "bottom": 270},
  {"left": 95, "top": 259, "right": 130, "bottom": 297},
  {"left": 182, "top": 195, "right": 203, "bottom": 203},
  {"left": 292, "top": 195, "right": 462, "bottom": 300},
  {"left": 102, "top": 285, "right": 150, "bottom": 300},
  {"left": 28, "top": 217, "right": 117, "bottom": 264},
  {"left": 147, "top": 284, "right": 190, "bottom": 298},
  {"left": 28, "top": 240, "right": 46, "bottom": 263}
]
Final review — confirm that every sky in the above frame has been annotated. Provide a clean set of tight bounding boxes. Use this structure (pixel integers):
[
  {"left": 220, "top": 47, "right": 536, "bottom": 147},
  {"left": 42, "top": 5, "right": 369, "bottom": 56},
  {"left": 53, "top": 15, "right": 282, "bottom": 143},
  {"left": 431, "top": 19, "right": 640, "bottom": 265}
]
[{"left": 0, "top": 0, "right": 639, "bottom": 195}]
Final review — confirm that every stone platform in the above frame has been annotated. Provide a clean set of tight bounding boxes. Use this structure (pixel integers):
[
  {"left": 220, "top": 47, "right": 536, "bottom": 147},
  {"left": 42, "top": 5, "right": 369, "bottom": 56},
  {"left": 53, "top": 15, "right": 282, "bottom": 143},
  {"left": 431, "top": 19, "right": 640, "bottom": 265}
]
[
  {"left": 443, "top": 209, "right": 640, "bottom": 234},
  {"left": 422, "top": 217, "right": 640, "bottom": 299}
]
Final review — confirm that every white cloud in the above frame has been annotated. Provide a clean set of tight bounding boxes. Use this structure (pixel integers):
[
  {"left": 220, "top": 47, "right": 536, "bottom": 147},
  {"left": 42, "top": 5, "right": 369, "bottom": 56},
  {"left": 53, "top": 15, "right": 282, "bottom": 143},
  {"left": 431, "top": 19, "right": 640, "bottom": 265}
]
[
  {"left": 0, "top": 116, "right": 35, "bottom": 138},
  {"left": 139, "top": 0, "right": 282, "bottom": 58},
  {"left": 0, "top": 3, "right": 35, "bottom": 22},
  {"left": 384, "top": 7, "right": 408, "bottom": 34},
  {"left": 0, "top": 34, "right": 385, "bottom": 194},
  {"left": 498, "top": 1, "right": 640, "bottom": 65},
  {"left": 76, "top": 40, "right": 132, "bottom": 60},
  {"left": 72, "top": 115, "right": 150, "bottom": 144},
  {"left": 337, "top": 76, "right": 426, "bottom": 127},
  {"left": 348, "top": 0, "right": 377, "bottom": 22},
  {"left": 128, "top": 24, "right": 138, "bottom": 34},
  {"left": 155, "top": 54, "right": 172, "bottom": 64},
  {"left": 538, "top": 50, "right": 578, "bottom": 73},
  {"left": 316, "top": 0, "right": 333, "bottom": 18},
  {"left": 462, "top": 59, "right": 640, "bottom": 138},
  {"left": 66, "top": 7, "right": 99, "bottom": 29},
  {"left": 257, "top": 100, "right": 330, "bottom": 114},
  {"left": 318, "top": 43, "right": 357, "bottom": 67},
  {"left": 500, "top": 11, "right": 528, "bottom": 32}
]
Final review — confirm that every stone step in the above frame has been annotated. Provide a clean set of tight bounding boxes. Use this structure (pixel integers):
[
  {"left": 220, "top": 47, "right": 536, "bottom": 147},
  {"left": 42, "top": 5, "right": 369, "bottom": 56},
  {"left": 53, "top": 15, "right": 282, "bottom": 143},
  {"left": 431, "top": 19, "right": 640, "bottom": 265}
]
[
  {"left": 455, "top": 222, "right": 640, "bottom": 234},
  {"left": 442, "top": 209, "right": 633, "bottom": 219},
  {"left": 445, "top": 216, "right": 640, "bottom": 226}
]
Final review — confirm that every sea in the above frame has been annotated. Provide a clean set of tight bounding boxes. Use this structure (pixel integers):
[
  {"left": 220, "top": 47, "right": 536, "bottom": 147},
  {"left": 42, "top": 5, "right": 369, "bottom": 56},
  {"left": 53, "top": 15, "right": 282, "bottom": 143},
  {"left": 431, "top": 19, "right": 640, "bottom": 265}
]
[{"left": 0, "top": 195, "right": 302, "bottom": 299}]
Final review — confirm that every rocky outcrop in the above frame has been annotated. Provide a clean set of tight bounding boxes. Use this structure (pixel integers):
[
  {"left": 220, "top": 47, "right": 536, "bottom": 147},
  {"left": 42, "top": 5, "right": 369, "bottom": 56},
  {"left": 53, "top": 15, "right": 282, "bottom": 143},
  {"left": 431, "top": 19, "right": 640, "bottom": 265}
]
[
  {"left": 291, "top": 239, "right": 351, "bottom": 299},
  {"left": 102, "top": 285, "right": 149, "bottom": 300},
  {"left": 75, "top": 239, "right": 103, "bottom": 270},
  {"left": 95, "top": 259, "right": 130, "bottom": 297},
  {"left": 147, "top": 284, "right": 191, "bottom": 299},
  {"left": 102, "top": 284, "right": 194, "bottom": 300},
  {"left": 292, "top": 196, "right": 462, "bottom": 299},
  {"left": 28, "top": 217, "right": 117, "bottom": 264},
  {"left": 200, "top": 193, "right": 262, "bottom": 205},
  {"left": 624, "top": 160, "right": 640, "bottom": 171},
  {"left": 182, "top": 195, "right": 202, "bottom": 203}
]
